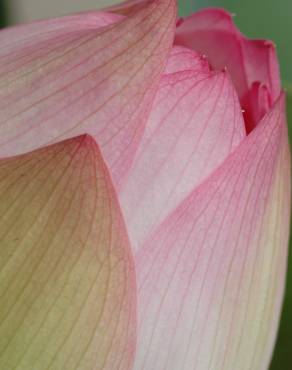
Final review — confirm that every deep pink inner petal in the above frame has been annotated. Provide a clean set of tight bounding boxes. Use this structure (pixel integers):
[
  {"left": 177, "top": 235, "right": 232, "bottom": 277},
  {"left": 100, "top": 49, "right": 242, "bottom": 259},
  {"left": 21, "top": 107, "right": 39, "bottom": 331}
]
[{"left": 175, "top": 8, "right": 281, "bottom": 132}]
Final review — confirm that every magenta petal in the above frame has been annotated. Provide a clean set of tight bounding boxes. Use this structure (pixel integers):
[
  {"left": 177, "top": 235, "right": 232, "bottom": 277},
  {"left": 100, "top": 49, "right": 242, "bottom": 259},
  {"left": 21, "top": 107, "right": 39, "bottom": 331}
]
[
  {"left": 175, "top": 8, "right": 281, "bottom": 130},
  {"left": 133, "top": 94, "right": 290, "bottom": 370},
  {"left": 0, "top": 0, "right": 176, "bottom": 190},
  {"left": 120, "top": 46, "right": 246, "bottom": 250}
]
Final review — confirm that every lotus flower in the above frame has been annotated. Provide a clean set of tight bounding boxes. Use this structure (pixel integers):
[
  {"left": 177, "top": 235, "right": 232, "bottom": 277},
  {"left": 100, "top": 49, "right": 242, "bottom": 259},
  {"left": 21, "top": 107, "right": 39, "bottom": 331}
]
[{"left": 0, "top": 1, "right": 290, "bottom": 369}]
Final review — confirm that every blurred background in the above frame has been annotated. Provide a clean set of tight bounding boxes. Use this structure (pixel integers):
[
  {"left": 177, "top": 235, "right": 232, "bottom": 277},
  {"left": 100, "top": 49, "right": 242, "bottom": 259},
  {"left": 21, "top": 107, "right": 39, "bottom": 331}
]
[{"left": 0, "top": 1, "right": 291, "bottom": 369}]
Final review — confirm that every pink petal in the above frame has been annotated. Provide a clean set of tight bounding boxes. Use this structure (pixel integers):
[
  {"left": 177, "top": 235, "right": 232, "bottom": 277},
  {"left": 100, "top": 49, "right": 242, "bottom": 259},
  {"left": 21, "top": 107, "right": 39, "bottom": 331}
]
[
  {"left": 133, "top": 94, "right": 290, "bottom": 370},
  {"left": 175, "top": 8, "right": 281, "bottom": 131},
  {"left": 120, "top": 46, "right": 246, "bottom": 250},
  {"left": 0, "top": 0, "right": 176, "bottom": 190},
  {"left": 0, "top": 135, "right": 136, "bottom": 370},
  {"left": 0, "top": 11, "right": 122, "bottom": 48}
]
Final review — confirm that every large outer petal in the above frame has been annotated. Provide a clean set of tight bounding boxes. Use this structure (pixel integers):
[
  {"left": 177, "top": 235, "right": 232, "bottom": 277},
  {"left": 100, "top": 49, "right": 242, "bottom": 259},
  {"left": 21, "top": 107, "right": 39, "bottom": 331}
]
[
  {"left": 175, "top": 8, "right": 281, "bottom": 130},
  {"left": 0, "top": 11, "right": 122, "bottom": 46},
  {"left": 0, "top": 135, "right": 136, "bottom": 370},
  {"left": 133, "top": 95, "right": 290, "bottom": 370},
  {"left": 120, "top": 46, "right": 246, "bottom": 250},
  {"left": 0, "top": 0, "right": 176, "bottom": 189}
]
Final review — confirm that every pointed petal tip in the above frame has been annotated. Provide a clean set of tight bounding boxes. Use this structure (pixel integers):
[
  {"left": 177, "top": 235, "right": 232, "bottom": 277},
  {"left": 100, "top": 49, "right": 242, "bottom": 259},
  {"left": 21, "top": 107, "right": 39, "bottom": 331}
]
[
  {"left": 133, "top": 92, "right": 290, "bottom": 370},
  {"left": 69, "top": 133, "right": 99, "bottom": 149},
  {"left": 121, "top": 46, "right": 246, "bottom": 250},
  {"left": 0, "top": 134, "right": 136, "bottom": 370}
]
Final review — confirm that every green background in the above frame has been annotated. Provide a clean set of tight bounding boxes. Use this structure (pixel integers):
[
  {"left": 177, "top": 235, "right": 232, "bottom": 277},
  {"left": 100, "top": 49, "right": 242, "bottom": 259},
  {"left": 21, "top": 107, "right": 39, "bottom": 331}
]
[
  {"left": 0, "top": 0, "right": 6, "bottom": 28},
  {"left": 0, "top": 0, "right": 291, "bottom": 369}
]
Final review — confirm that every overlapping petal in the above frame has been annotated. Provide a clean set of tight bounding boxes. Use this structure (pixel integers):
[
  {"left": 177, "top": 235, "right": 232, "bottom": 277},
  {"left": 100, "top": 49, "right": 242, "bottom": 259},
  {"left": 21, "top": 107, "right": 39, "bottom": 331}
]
[
  {"left": 175, "top": 8, "right": 281, "bottom": 131},
  {"left": 0, "top": 135, "right": 136, "bottom": 370},
  {"left": 0, "top": 2, "right": 289, "bottom": 370},
  {"left": 133, "top": 95, "right": 290, "bottom": 370},
  {"left": 0, "top": 0, "right": 176, "bottom": 189},
  {"left": 121, "top": 46, "right": 246, "bottom": 249}
]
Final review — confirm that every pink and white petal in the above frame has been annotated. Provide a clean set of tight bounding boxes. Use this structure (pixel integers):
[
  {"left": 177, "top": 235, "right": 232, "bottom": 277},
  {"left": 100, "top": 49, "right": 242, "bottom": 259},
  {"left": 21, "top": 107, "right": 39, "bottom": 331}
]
[
  {"left": 133, "top": 94, "right": 290, "bottom": 370},
  {"left": 175, "top": 8, "right": 281, "bottom": 130},
  {"left": 0, "top": 11, "right": 122, "bottom": 49},
  {"left": 120, "top": 46, "right": 246, "bottom": 250},
  {"left": 0, "top": 0, "right": 176, "bottom": 190},
  {"left": 0, "top": 135, "right": 136, "bottom": 370}
]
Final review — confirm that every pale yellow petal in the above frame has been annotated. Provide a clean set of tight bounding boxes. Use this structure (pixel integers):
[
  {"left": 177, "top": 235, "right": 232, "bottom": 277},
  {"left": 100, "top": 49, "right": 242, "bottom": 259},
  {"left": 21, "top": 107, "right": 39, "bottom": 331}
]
[{"left": 0, "top": 135, "right": 136, "bottom": 370}]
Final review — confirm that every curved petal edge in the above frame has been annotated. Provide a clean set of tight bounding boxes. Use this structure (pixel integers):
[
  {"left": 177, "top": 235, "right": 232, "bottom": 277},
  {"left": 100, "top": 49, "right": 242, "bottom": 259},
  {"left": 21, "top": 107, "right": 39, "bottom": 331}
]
[
  {"left": 133, "top": 94, "right": 290, "bottom": 370},
  {"left": 0, "top": 135, "right": 136, "bottom": 370}
]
